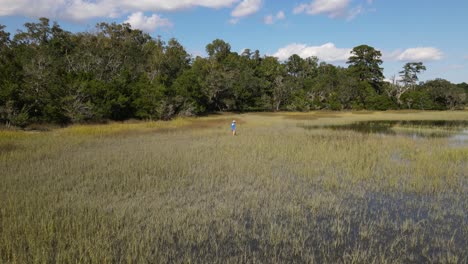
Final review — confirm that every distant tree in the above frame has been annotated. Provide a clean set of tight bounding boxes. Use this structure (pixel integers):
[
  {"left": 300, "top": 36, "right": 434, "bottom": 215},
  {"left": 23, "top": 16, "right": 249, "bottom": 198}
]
[
  {"left": 171, "top": 57, "right": 209, "bottom": 115},
  {"left": 387, "top": 62, "right": 426, "bottom": 106},
  {"left": 457, "top": 82, "right": 468, "bottom": 91},
  {"left": 252, "top": 50, "right": 261, "bottom": 62},
  {"left": 272, "top": 75, "right": 291, "bottom": 111},
  {"left": 456, "top": 82, "right": 468, "bottom": 97},
  {"left": 11, "top": 18, "right": 73, "bottom": 123},
  {"left": 161, "top": 38, "right": 191, "bottom": 88},
  {"left": 334, "top": 68, "right": 362, "bottom": 109},
  {"left": 231, "top": 54, "right": 263, "bottom": 111},
  {"left": 144, "top": 37, "right": 165, "bottom": 84},
  {"left": 1, "top": 18, "right": 466, "bottom": 125},
  {"left": 206, "top": 39, "right": 231, "bottom": 62},
  {"left": 257, "top": 56, "right": 286, "bottom": 110},
  {"left": 203, "top": 60, "right": 234, "bottom": 111},
  {"left": 457, "top": 82, "right": 468, "bottom": 105},
  {"left": 399, "top": 62, "right": 426, "bottom": 87},
  {"left": 286, "top": 54, "right": 305, "bottom": 78},
  {"left": 131, "top": 75, "right": 166, "bottom": 119},
  {"left": 304, "top": 56, "right": 319, "bottom": 79},
  {"left": 241, "top": 48, "right": 252, "bottom": 58},
  {"left": 401, "top": 89, "right": 434, "bottom": 110},
  {"left": 347, "top": 45, "right": 384, "bottom": 91},
  {"left": 0, "top": 24, "right": 17, "bottom": 125},
  {"left": 423, "top": 79, "right": 466, "bottom": 110},
  {"left": 0, "top": 25, "right": 10, "bottom": 47}
]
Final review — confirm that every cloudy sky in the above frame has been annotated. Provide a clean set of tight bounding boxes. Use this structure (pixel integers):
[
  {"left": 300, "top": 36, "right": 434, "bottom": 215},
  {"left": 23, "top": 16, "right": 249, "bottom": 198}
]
[{"left": 1, "top": 0, "right": 467, "bottom": 83}]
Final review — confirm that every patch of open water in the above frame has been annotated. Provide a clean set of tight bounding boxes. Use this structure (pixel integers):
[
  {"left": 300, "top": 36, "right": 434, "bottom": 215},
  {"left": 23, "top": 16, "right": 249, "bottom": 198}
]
[{"left": 300, "top": 120, "right": 468, "bottom": 145}]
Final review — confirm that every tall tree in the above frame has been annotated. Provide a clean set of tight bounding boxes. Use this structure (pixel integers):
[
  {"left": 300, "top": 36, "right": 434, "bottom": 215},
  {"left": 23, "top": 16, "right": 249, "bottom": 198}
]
[
  {"left": 257, "top": 56, "right": 286, "bottom": 110},
  {"left": 206, "top": 39, "right": 231, "bottom": 62},
  {"left": 0, "top": 24, "right": 16, "bottom": 124},
  {"left": 399, "top": 62, "right": 426, "bottom": 87},
  {"left": 1, "top": 18, "right": 466, "bottom": 125},
  {"left": 390, "top": 62, "right": 427, "bottom": 105},
  {"left": 12, "top": 18, "right": 59, "bottom": 121},
  {"left": 286, "top": 54, "right": 305, "bottom": 78},
  {"left": 161, "top": 38, "right": 190, "bottom": 88},
  {"left": 347, "top": 45, "right": 384, "bottom": 90}
]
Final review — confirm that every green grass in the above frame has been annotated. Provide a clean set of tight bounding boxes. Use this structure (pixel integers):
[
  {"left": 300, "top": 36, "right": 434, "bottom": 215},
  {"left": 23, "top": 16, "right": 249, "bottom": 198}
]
[{"left": 1, "top": 111, "right": 467, "bottom": 263}]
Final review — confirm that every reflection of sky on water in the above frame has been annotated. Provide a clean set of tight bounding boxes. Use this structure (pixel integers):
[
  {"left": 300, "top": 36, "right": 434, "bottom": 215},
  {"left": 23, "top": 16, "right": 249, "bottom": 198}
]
[
  {"left": 301, "top": 120, "right": 468, "bottom": 146},
  {"left": 450, "top": 129, "right": 468, "bottom": 146}
]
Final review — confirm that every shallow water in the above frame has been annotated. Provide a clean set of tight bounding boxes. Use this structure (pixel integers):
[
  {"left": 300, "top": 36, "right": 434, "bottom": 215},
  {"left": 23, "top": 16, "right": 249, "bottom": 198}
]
[{"left": 301, "top": 120, "right": 468, "bottom": 144}]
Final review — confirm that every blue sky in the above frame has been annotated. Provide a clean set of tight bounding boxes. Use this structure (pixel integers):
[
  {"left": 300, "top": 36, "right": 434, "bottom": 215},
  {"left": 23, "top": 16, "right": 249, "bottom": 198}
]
[{"left": 1, "top": 0, "right": 467, "bottom": 83}]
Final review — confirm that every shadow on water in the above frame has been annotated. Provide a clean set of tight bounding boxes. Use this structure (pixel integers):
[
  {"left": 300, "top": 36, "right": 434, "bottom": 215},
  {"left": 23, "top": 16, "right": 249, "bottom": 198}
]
[{"left": 300, "top": 120, "right": 468, "bottom": 140}]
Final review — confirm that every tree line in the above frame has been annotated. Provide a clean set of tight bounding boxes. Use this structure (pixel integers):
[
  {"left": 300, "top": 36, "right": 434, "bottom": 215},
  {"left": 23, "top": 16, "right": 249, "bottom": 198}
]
[{"left": 0, "top": 18, "right": 466, "bottom": 127}]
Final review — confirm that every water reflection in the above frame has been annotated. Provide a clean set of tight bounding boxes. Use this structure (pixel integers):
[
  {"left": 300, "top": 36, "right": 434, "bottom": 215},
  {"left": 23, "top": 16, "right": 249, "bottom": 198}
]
[
  {"left": 301, "top": 120, "right": 468, "bottom": 141},
  {"left": 451, "top": 129, "right": 468, "bottom": 145}
]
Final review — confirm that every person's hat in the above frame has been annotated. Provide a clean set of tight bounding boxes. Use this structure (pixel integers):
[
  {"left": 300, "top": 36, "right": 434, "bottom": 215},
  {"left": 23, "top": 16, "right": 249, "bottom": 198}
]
[{"left": 233, "top": 120, "right": 236, "bottom": 123}]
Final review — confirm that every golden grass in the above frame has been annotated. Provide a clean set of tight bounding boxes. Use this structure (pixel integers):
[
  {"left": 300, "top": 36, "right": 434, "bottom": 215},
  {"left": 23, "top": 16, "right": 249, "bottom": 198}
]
[{"left": 1, "top": 111, "right": 467, "bottom": 263}]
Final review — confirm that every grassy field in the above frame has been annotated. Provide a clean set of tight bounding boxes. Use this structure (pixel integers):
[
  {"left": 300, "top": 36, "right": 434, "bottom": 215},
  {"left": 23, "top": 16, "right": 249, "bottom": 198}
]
[{"left": 1, "top": 111, "right": 467, "bottom": 263}]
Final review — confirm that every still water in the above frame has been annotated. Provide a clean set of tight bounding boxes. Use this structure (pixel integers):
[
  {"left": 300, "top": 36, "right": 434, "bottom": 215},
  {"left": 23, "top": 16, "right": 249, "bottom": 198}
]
[{"left": 302, "top": 120, "right": 468, "bottom": 144}]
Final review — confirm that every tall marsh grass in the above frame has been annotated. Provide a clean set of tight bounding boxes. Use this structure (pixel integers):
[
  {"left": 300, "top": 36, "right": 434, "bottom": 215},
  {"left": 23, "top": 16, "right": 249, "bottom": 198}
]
[{"left": 1, "top": 111, "right": 467, "bottom": 263}]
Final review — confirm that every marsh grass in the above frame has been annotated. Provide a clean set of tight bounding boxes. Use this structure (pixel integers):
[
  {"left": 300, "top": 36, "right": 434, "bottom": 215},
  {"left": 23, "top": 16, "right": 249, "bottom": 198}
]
[{"left": 1, "top": 111, "right": 467, "bottom": 263}]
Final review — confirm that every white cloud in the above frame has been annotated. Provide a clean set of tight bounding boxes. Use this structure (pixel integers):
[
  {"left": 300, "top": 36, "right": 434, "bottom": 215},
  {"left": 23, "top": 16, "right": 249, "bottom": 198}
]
[
  {"left": 231, "top": 0, "right": 262, "bottom": 18},
  {"left": 387, "top": 47, "right": 444, "bottom": 61},
  {"left": 263, "top": 15, "right": 274, "bottom": 24},
  {"left": 120, "top": 0, "right": 239, "bottom": 11},
  {"left": 264, "top": 10, "right": 285, "bottom": 25},
  {"left": 464, "top": 55, "right": 468, "bottom": 60},
  {"left": 124, "top": 12, "right": 172, "bottom": 32},
  {"left": 276, "top": 11, "right": 285, "bottom": 20},
  {"left": 273, "top": 42, "right": 351, "bottom": 62},
  {"left": 229, "top": 18, "right": 240, "bottom": 24},
  {"left": 0, "top": 0, "right": 241, "bottom": 21},
  {"left": 347, "top": 5, "right": 364, "bottom": 21},
  {"left": 293, "top": 0, "right": 373, "bottom": 20},
  {"left": 293, "top": 0, "right": 350, "bottom": 18},
  {"left": 0, "top": 0, "right": 65, "bottom": 18},
  {"left": 64, "top": 0, "right": 119, "bottom": 21}
]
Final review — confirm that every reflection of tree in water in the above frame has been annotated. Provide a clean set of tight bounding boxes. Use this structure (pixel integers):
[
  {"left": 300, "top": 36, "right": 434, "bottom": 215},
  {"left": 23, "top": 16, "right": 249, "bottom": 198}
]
[{"left": 301, "top": 120, "right": 468, "bottom": 139}]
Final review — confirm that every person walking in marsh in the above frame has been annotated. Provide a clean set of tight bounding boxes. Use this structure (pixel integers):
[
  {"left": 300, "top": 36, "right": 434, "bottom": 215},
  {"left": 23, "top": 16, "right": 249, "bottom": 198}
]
[{"left": 231, "top": 120, "right": 236, "bottom": 136}]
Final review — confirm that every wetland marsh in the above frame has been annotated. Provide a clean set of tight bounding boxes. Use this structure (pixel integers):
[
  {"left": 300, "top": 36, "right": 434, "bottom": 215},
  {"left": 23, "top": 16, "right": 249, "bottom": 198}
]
[{"left": 1, "top": 111, "right": 467, "bottom": 263}]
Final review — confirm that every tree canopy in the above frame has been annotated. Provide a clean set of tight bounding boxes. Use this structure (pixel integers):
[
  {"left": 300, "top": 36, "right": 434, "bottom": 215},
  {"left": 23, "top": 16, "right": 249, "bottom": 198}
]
[
  {"left": 347, "top": 45, "right": 384, "bottom": 88},
  {"left": 0, "top": 19, "right": 466, "bottom": 127}
]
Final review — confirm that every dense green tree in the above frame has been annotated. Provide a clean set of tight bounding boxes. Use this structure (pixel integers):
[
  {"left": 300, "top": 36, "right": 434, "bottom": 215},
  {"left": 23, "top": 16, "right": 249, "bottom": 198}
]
[
  {"left": 11, "top": 18, "right": 72, "bottom": 123},
  {"left": 131, "top": 75, "right": 166, "bottom": 119},
  {"left": 172, "top": 57, "right": 208, "bottom": 115},
  {"left": 401, "top": 89, "right": 434, "bottom": 110},
  {"left": 399, "top": 62, "right": 426, "bottom": 87},
  {"left": 457, "top": 82, "right": 468, "bottom": 100},
  {"left": 347, "top": 45, "right": 384, "bottom": 91},
  {"left": 423, "top": 79, "right": 466, "bottom": 110},
  {"left": 387, "top": 62, "right": 427, "bottom": 106},
  {"left": 206, "top": 39, "right": 231, "bottom": 62},
  {"left": 286, "top": 54, "right": 306, "bottom": 78},
  {"left": 233, "top": 55, "right": 263, "bottom": 111},
  {"left": 310, "top": 63, "right": 340, "bottom": 109},
  {"left": 160, "top": 38, "right": 191, "bottom": 88},
  {"left": 257, "top": 56, "right": 287, "bottom": 110},
  {"left": 0, "top": 18, "right": 465, "bottom": 126},
  {"left": 0, "top": 24, "right": 19, "bottom": 125}
]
